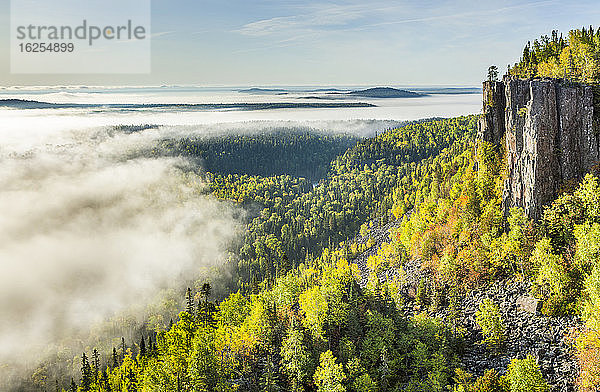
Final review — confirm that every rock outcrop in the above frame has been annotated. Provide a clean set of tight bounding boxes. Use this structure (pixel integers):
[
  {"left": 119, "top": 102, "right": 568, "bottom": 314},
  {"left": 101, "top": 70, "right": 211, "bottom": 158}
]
[
  {"left": 354, "top": 230, "right": 579, "bottom": 391},
  {"left": 479, "top": 77, "right": 599, "bottom": 219},
  {"left": 478, "top": 81, "right": 506, "bottom": 144}
]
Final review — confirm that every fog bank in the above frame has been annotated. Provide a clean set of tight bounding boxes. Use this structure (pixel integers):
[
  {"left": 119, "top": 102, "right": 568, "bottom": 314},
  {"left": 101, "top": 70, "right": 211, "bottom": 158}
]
[{"left": 0, "top": 122, "right": 241, "bottom": 374}]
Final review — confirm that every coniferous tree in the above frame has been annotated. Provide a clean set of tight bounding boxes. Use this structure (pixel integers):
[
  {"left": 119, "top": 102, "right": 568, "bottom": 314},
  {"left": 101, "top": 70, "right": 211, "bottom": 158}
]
[
  {"left": 140, "top": 336, "right": 146, "bottom": 357},
  {"left": 487, "top": 65, "right": 499, "bottom": 82},
  {"left": 260, "top": 355, "right": 281, "bottom": 392},
  {"left": 185, "top": 287, "right": 195, "bottom": 316},
  {"left": 523, "top": 42, "right": 531, "bottom": 65},
  {"left": 126, "top": 367, "right": 138, "bottom": 392},
  {"left": 69, "top": 378, "right": 77, "bottom": 392},
  {"left": 92, "top": 349, "right": 100, "bottom": 382},
  {"left": 147, "top": 335, "right": 154, "bottom": 357},
  {"left": 80, "top": 352, "right": 93, "bottom": 392},
  {"left": 200, "top": 282, "right": 212, "bottom": 304},
  {"left": 121, "top": 337, "right": 126, "bottom": 361},
  {"left": 99, "top": 369, "right": 111, "bottom": 392},
  {"left": 112, "top": 347, "right": 119, "bottom": 368},
  {"left": 198, "top": 282, "right": 215, "bottom": 327}
]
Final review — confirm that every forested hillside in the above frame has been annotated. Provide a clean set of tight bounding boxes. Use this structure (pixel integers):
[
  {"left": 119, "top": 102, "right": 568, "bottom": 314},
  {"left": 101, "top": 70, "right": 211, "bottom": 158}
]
[
  {"left": 50, "top": 110, "right": 600, "bottom": 391},
  {"left": 213, "top": 118, "right": 476, "bottom": 291},
  {"left": 509, "top": 25, "right": 600, "bottom": 82},
  {"left": 156, "top": 130, "right": 360, "bottom": 181},
  {"left": 43, "top": 26, "right": 600, "bottom": 392},
  {"left": 50, "top": 111, "right": 593, "bottom": 392},
  {"left": 39, "top": 117, "right": 483, "bottom": 392}
]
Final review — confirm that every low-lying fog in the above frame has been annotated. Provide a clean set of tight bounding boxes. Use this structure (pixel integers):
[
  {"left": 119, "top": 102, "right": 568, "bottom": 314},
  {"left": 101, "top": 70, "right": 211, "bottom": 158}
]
[
  {"left": 0, "top": 85, "right": 481, "bottom": 127},
  {"left": 0, "top": 86, "right": 481, "bottom": 386}
]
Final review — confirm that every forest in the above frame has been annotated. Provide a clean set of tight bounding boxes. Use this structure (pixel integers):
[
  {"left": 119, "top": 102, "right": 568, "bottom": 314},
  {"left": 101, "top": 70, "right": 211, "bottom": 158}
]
[
  {"left": 33, "top": 26, "right": 600, "bottom": 392},
  {"left": 45, "top": 117, "right": 479, "bottom": 392},
  {"left": 508, "top": 26, "right": 600, "bottom": 82},
  {"left": 155, "top": 130, "right": 360, "bottom": 181}
]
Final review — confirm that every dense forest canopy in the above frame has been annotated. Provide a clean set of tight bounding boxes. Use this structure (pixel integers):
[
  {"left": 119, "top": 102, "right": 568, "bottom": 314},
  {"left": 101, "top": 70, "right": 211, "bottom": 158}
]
[
  {"left": 37, "top": 117, "right": 479, "bottom": 392},
  {"left": 52, "top": 111, "right": 578, "bottom": 392},
  {"left": 508, "top": 26, "right": 600, "bottom": 82},
  {"left": 212, "top": 118, "right": 476, "bottom": 291},
  {"left": 26, "top": 26, "right": 600, "bottom": 392},
  {"left": 155, "top": 130, "right": 360, "bottom": 181},
  {"left": 36, "top": 112, "right": 600, "bottom": 392}
]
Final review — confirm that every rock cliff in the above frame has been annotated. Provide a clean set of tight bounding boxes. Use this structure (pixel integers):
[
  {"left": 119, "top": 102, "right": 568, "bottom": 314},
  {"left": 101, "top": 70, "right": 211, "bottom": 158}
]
[{"left": 479, "top": 77, "right": 600, "bottom": 219}]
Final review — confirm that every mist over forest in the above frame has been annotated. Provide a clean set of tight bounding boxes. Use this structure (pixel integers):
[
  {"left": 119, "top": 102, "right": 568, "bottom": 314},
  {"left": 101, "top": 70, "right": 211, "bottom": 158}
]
[{"left": 0, "top": 110, "right": 429, "bottom": 389}]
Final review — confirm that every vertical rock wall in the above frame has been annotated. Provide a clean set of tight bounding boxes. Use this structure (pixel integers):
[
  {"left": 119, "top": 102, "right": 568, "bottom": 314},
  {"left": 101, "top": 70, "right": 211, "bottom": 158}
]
[
  {"left": 479, "top": 77, "right": 598, "bottom": 219},
  {"left": 478, "top": 81, "right": 505, "bottom": 144}
]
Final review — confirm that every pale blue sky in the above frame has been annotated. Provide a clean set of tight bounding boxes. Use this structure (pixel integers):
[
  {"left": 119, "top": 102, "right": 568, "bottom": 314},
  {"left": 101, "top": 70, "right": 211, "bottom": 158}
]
[{"left": 1, "top": 0, "right": 599, "bottom": 86}]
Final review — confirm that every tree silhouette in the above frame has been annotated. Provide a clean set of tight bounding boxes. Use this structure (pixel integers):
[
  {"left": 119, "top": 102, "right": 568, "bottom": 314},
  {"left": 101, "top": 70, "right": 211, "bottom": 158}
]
[
  {"left": 80, "top": 353, "right": 93, "bottom": 392},
  {"left": 200, "top": 283, "right": 212, "bottom": 304},
  {"left": 185, "top": 287, "right": 195, "bottom": 316},
  {"left": 140, "top": 336, "right": 146, "bottom": 357},
  {"left": 487, "top": 65, "right": 499, "bottom": 82},
  {"left": 112, "top": 347, "right": 119, "bottom": 368}
]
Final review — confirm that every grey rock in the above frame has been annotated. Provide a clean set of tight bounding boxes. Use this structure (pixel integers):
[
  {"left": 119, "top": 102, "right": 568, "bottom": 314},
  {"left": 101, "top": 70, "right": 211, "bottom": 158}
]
[
  {"left": 516, "top": 295, "right": 541, "bottom": 314},
  {"left": 478, "top": 81, "right": 506, "bottom": 144},
  {"left": 349, "top": 214, "right": 581, "bottom": 392},
  {"left": 479, "top": 77, "right": 598, "bottom": 220}
]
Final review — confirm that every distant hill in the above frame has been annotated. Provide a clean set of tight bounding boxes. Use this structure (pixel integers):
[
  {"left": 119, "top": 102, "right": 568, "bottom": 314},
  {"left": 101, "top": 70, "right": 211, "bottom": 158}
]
[
  {"left": 0, "top": 99, "right": 59, "bottom": 109},
  {"left": 238, "top": 87, "right": 426, "bottom": 98},
  {"left": 0, "top": 98, "right": 375, "bottom": 110},
  {"left": 346, "top": 87, "right": 424, "bottom": 98},
  {"left": 304, "top": 88, "right": 345, "bottom": 92},
  {"left": 238, "top": 88, "right": 288, "bottom": 95}
]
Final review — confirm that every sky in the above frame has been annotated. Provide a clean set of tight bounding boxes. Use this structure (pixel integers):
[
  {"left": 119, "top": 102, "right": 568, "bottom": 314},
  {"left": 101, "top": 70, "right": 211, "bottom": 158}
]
[{"left": 0, "top": 0, "right": 599, "bottom": 87}]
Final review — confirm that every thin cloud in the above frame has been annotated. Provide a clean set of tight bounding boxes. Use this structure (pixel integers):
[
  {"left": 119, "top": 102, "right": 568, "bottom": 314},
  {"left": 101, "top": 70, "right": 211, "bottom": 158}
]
[
  {"left": 347, "top": 0, "right": 558, "bottom": 32},
  {"left": 232, "top": 0, "right": 558, "bottom": 54},
  {"left": 151, "top": 31, "right": 175, "bottom": 38},
  {"left": 236, "top": 0, "right": 557, "bottom": 38},
  {"left": 231, "top": 32, "right": 319, "bottom": 54},
  {"left": 235, "top": 3, "right": 373, "bottom": 36}
]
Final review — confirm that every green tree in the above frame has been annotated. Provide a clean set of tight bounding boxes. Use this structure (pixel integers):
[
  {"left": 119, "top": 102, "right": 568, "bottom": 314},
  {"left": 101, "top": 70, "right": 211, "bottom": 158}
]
[
  {"left": 475, "top": 299, "right": 506, "bottom": 350},
  {"left": 530, "top": 238, "right": 572, "bottom": 315},
  {"left": 70, "top": 378, "right": 77, "bottom": 392},
  {"left": 219, "top": 291, "right": 250, "bottom": 327},
  {"left": 112, "top": 347, "right": 119, "bottom": 368},
  {"left": 299, "top": 286, "right": 327, "bottom": 340},
  {"left": 99, "top": 369, "right": 111, "bottom": 392},
  {"left": 140, "top": 336, "right": 147, "bottom": 358},
  {"left": 280, "top": 328, "right": 312, "bottom": 392},
  {"left": 121, "top": 350, "right": 139, "bottom": 392},
  {"left": 201, "top": 283, "right": 212, "bottom": 304},
  {"left": 313, "top": 350, "right": 346, "bottom": 392},
  {"left": 185, "top": 287, "right": 195, "bottom": 316},
  {"left": 187, "top": 326, "right": 220, "bottom": 392},
  {"left": 506, "top": 355, "right": 548, "bottom": 392},
  {"left": 91, "top": 349, "right": 100, "bottom": 382},
  {"left": 80, "top": 353, "right": 93, "bottom": 392},
  {"left": 487, "top": 65, "right": 499, "bottom": 81},
  {"left": 260, "top": 355, "right": 281, "bottom": 392}
]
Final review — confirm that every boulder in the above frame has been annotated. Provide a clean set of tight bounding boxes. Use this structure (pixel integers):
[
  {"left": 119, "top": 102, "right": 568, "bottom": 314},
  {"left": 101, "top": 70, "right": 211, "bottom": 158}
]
[{"left": 516, "top": 295, "right": 540, "bottom": 314}]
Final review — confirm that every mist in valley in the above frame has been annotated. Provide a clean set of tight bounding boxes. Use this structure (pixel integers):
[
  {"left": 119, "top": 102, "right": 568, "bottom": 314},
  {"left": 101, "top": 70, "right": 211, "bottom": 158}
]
[
  {"left": 0, "top": 120, "right": 246, "bottom": 389},
  {"left": 0, "top": 92, "right": 480, "bottom": 388}
]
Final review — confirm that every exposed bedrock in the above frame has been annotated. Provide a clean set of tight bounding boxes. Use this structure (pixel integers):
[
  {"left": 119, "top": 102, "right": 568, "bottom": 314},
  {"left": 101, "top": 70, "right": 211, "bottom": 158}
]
[{"left": 479, "top": 77, "right": 599, "bottom": 219}]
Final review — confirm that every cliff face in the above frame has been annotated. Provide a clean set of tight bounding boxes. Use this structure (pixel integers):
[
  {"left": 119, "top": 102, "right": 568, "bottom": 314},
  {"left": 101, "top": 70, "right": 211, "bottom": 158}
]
[
  {"left": 479, "top": 77, "right": 599, "bottom": 219},
  {"left": 478, "top": 81, "right": 505, "bottom": 144}
]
